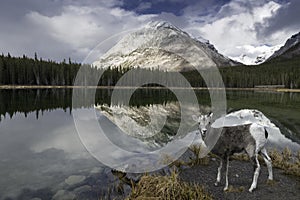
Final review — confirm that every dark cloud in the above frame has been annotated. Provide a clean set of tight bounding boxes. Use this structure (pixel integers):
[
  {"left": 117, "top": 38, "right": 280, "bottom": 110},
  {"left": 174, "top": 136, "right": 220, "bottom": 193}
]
[
  {"left": 255, "top": 0, "right": 300, "bottom": 38},
  {"left": 151, "top": 12, "right": 188, "bottom": 29},
  {"left": 119, "top": 0, "right": 231, "bottom": 16},
  {"left": 120, "top": 0, "right": 186, "bottom": 15},
  {"left": 0, "top": 0, "right": 123, "bottom": 23}
]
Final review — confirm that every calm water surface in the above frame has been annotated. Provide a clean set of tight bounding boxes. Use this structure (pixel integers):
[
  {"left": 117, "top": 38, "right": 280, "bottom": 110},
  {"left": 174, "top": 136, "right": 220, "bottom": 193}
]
[{"left": 0, "top": 89, "right": 299, "bottom": 199}]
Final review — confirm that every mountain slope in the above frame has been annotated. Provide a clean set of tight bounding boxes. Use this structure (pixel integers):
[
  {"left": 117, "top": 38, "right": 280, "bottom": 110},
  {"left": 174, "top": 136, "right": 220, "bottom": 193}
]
[
  {"left": 93, "top": 21, "right": 239, "bottom": 71},
  {"left": 267, "top": 32, "right": 300, "bottom": 61}
]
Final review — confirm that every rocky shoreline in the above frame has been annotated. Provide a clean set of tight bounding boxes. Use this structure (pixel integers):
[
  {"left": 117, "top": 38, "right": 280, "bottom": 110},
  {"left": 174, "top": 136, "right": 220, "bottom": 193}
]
[{"left": 180, "top": 158, "right": 300, "bottom": 200}]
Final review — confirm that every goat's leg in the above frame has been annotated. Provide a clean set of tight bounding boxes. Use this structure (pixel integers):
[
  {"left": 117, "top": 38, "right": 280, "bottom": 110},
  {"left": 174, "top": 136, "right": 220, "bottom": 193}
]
[
  {"left": 214, "top": 158, "right": 223, "bottom": 186},
  {"left": 260, "top": 148, "right": 273, "bottom": 180},
  {"left": 223, "top": 156, "right": 229, "bottom": 191},
  {"left": 249, "top": 153, "right": 260, "bottom": 192}
]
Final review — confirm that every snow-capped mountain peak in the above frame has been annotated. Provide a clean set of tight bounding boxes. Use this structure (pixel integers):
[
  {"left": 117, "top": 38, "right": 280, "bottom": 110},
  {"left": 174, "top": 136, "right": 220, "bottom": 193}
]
[
  {"left": 144, "top": 21, "right": 193, "bottom": 38},
  {"left": 93, "top": 21, "right": 238, "bottom": 71},
  {"left": 231, "top": 44, "right": 281, "bottom": 65},
  {"left": 145, "top": 21, "right": 181, "bottom": 32}
]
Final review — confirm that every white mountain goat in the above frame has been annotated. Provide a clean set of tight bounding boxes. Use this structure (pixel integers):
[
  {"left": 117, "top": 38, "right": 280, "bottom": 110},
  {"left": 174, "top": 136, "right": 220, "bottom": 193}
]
[{"left": 193, "top": 111, "right": 273, "bottom": 192}]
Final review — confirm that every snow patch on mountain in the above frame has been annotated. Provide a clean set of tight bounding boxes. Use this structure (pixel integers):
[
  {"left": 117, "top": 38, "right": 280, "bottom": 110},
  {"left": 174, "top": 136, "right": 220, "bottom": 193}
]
[{"left": 230, "top": 44, "right": 281, "bottom": 65}]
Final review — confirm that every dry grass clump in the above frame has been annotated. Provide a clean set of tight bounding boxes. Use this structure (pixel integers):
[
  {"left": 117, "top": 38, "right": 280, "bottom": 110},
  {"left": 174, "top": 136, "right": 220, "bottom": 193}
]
[
  {"left": 266, "top": 179, "right": 277, "bottom": 186},
  {"left": 161, "top": 154, "right": 186, "bottom": 169},
  {"left": 225, "top": 185, "right": 245, "bottom": 193},
  {"left": 231, "top": 152, "right": 249, "bottom": 162},
  {"left": 269, "top": 148, "right": 300, "bottom": 177},
  {"left": 126, "top": 171, "right": 213, "bottom": 200},
  {"left": 231, "top": 148, "right": 300, "bottom": 178},
  {"left": 187, "top": 145, "right": 210, "bottom": 166},
  {"left": 162, "top": 145, "right": 210, "bottom": 170}
]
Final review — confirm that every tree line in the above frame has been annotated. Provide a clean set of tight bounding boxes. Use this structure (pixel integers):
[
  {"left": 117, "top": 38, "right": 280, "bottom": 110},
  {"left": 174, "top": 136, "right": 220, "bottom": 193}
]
[
  {"left": 182, "top": 57, "right": 300, "bottom": 89},
  {"left": 0, "top": 53, "right": 81, "bottom": 85},
  {"left": 0, "top": 53, "right": 299, "bottom": 88},
  {"left": 0, "top": 88, "right": 178, "bottom": 120}
]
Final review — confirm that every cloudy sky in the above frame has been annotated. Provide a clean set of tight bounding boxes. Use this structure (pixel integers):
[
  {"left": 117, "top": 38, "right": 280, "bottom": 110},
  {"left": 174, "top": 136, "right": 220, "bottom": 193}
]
[{"left": 0, "top": 0, "right": 299, "bottom": 64}]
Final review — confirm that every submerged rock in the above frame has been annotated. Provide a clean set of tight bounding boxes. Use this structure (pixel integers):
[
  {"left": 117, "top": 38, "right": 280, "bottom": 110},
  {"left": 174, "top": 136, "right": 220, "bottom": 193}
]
[
  {"left": 73, "top": 185, "right": 92, "bottom": 194},
  {"left": 52, "top": 190, "right": 75, "bottom": 200},
  {"left": 65, "top": 175, "right": 86, "bottom": 186},
  {"left": 90, "top": 167, "right": 103, "bottom": 174}
]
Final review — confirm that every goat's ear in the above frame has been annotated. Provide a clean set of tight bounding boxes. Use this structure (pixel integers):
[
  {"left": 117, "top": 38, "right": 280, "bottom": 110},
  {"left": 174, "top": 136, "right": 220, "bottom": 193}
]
[
  {"left": 192, "top": 115, "right": 199, "bottom": 122},
  {"left": 208, "top": 112, "right": 213, "bottom": 118}
]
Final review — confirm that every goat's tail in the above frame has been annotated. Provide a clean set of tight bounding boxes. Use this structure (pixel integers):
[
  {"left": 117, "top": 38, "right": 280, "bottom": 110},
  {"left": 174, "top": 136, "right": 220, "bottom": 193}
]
[{"left": 264, "top": 128, "right": 269, "bottom": 139}]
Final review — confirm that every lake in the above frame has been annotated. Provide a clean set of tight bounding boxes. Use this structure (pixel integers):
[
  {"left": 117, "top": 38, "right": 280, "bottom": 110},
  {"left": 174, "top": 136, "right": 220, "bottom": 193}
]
[{"left": 0, "top": 88, "right": 300, "bottom": 199}]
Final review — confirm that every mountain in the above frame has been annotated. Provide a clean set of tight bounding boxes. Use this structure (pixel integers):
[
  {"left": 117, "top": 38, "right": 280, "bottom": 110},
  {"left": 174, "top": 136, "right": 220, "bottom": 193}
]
[
  {"left": 267, "top": 32, "right": 300, "bottom": 61},
  {"left": 254, "top": 45, "right": 281, "bottom": 65},
  {"left": 93, "top": 21, "right": 239, "bottom": 71},
  {"left": 232, "top": 45, "right": 281, "bottom": 65}
]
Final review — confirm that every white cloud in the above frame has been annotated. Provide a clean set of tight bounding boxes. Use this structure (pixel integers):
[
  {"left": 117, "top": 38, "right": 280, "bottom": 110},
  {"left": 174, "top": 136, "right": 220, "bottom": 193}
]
[
  {"left": 25, "top": 5, "right": 156, "bottom": 61},
  {"left": 182, "top": 0, "right": 296, "bottom": 64}
]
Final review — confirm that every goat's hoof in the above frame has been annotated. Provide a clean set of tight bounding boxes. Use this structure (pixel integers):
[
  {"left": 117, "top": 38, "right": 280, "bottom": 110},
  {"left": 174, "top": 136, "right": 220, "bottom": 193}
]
[
  {"left": 223, "top": 187, "right": 228, "bottom": 191},
  {"left": 249, "top": 187, "right": 255, "bottom": 192}
]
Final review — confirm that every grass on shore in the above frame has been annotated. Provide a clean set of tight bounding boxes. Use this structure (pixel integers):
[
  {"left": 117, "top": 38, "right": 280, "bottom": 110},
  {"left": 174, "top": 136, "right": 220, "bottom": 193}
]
[
  {"left": 122, "top": 146, "right": 213, "bottom": 199},
  {"left": 126, "top": 170, "right": 213, "bottom": 200},
  {"left": 163, "top": 145, "right": 211, "bottom": 170},
  {"left": 231, "top": 147, "right": 300, "bottom": 178},
  {"left": 167, "top": 145, "right": 300, "bottom": 179},
  {"left": 269, "top": 148, "right": 300, "bottom": 177}
]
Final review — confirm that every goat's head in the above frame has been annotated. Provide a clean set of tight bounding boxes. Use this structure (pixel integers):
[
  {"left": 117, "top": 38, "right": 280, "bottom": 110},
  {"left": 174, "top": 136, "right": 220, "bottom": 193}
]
[{"left": 192, "top": 113, "right": 213, "bottom": 138}]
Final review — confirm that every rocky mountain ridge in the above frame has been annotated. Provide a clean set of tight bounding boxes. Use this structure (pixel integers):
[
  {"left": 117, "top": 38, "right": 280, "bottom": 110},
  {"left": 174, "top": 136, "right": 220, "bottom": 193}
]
[
  {"left": 93, "top": 21, "right": 239, "bottom": 71},
  {"left": 267, "top": 32, "right": 300, "bottom": 61}
]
